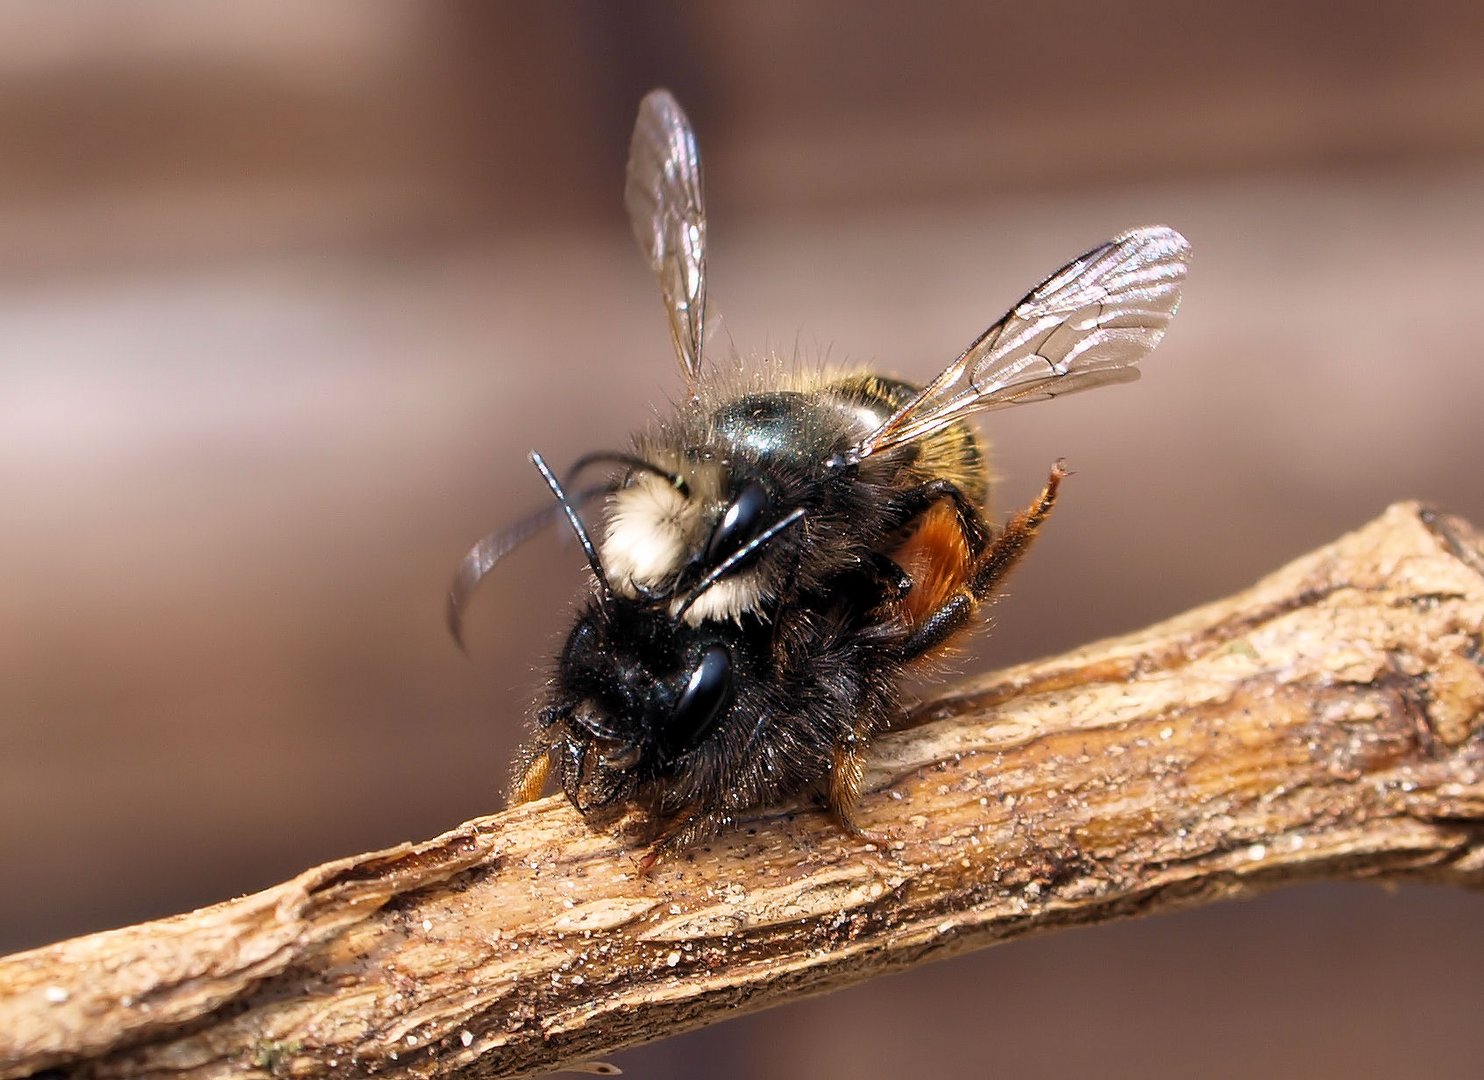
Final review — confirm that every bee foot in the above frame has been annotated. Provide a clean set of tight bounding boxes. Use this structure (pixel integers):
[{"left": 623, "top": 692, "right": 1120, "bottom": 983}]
[{"left": 831, "top": 812, "right": 895, "bottom": 848}]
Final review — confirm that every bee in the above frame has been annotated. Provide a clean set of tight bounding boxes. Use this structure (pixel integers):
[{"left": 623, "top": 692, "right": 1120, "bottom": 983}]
[{"left": 450, "top": 90, "right": 1189, "bottom": 866}]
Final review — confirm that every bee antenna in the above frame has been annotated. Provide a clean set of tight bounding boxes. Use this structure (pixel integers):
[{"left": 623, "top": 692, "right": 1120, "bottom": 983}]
[
  {"left": 672, "top": 506, "right": 806, "bottom": 621},
  {"left": 568, "top": 450, "right": 688, "bottom": 494},
  {"left": 446, "top": 477, "right": 615, "bottom": 651},
  {"left": 531, "top": 450, "right": 613, "bottom": 598}
]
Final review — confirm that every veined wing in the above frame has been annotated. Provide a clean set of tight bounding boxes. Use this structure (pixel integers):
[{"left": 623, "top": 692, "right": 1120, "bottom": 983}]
[
  {"left": 849, "top": 226, "right": 1190, "bottom": 461},
  {"left": 625, "top": 89, "right": 709, "bottom": 392}
]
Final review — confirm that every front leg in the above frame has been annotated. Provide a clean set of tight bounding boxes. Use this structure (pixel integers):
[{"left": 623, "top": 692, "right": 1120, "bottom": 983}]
[
  {"left": 827, "top": 738, "right": 894, "bottom": 845},
  {"left": 508, "top": 745, "right": 553, "bottom": 805}
]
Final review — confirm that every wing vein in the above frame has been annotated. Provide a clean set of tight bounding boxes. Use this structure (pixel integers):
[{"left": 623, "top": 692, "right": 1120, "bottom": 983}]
[{"left": 848, "top": 226, "right": 1190, "bottom": 462}]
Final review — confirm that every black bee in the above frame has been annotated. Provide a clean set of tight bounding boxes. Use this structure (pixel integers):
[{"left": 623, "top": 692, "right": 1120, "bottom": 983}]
[{"left": 450, "top": 90, "right": 1189, "bottom": 866}]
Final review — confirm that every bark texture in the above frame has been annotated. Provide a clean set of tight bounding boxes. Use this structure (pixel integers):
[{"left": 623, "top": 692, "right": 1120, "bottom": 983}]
[{"left": 2, "top": 502, "right": 1482, "bottom": 1080}]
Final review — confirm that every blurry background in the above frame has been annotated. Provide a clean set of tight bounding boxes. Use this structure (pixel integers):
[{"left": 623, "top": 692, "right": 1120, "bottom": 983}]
[{"left": 3, "top": 1, "right": 1482, "bottom": 1076}]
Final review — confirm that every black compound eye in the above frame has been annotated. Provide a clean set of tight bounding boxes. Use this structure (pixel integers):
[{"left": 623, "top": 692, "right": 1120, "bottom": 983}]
[
  {"left": 668, "top": 645, "right": 732, "bottom": 750},
  {"left": 705, "top": 479, "right": 772, "bottom": 565}
]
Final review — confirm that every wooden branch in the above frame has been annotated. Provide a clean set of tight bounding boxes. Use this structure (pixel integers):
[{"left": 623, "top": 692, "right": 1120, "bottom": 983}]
[{"left": 4, "top": 502, "right": 1483, "bottom": 1080}]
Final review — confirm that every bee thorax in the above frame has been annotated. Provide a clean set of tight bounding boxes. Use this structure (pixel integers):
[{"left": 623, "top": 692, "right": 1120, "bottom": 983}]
[{"left": 601, "top": 472, "right": 769, "bottom": 624}]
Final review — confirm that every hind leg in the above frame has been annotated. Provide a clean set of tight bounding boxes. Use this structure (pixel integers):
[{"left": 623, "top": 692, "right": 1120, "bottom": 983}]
[{"left": 894, "top": 460, "right": 1067, "bottom": 662}]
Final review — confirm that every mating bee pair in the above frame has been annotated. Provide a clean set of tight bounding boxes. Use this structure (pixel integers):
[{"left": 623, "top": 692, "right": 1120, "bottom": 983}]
[{"left": 450, "top": 90, "right": 1190, "bottom": 867}]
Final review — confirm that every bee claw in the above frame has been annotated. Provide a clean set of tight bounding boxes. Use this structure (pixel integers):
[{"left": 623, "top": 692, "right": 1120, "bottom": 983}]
[{"left": 831, "top": 809, "right": 894, "bottom": 848}]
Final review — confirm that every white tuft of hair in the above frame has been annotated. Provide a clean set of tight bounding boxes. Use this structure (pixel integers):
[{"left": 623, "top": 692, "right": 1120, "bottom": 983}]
[
  {"left": 674, "top": 574, "right": 764, "bottom": 625},
  {"left": 602, "top": 477, "right": 692, "bottom": 594}
]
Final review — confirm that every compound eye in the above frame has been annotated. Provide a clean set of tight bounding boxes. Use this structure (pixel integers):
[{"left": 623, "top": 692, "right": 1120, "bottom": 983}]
[
  {"left": 668, "top": 645, "right": 732, "bottom": 750},
  {"left": 704, "top": 479, "right": 771, "bottom": 565}
]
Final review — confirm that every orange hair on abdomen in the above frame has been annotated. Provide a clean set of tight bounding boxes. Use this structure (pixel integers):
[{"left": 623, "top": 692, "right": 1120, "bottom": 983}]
[{"left": 890, "top": 501, "right": 974, "bottom": 653}]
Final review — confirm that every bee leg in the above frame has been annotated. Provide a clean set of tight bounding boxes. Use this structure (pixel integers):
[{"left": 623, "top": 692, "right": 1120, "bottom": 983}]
[
  {"left": 968, "top": 459, "right": 1066, "bottom": 593},
  {"left": 837, "top": 553, "right": 914, "bottom": 642},
  {"left": 886, "top": 479, "right": 993, "bottom": 556},
  {"left": 507, "top": 747, "right": 553, "bottom": 806},
  {"left": 828, "top": 740, "right": 894, "bottom": 845},
  {"left": 894, "top": 461, "right": 1066, "bottom": 662},
  {"left": 862, "top": 551, "right": 914, "bottom": 600},
  {"left": 637, "top": 809, "right": 734, "bottom": 874}
]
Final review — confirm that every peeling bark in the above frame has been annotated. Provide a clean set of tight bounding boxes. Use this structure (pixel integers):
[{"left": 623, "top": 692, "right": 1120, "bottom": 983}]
[{"left": 2, "top": 502, "right": 1481, "bottom": 1080}]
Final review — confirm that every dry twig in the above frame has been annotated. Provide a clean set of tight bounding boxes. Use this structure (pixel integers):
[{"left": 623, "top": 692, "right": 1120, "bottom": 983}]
[{"left": 2, "top": 502, "right": 1482, "bottom": 1079}]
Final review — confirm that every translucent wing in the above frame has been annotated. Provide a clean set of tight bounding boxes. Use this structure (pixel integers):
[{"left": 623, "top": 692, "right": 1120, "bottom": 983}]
[
  {"left": 848, "top": 226, "right": 1191, "bottom": 461},
  {"left": 625, "top": 89, "right": 708, "bottom": 392}
]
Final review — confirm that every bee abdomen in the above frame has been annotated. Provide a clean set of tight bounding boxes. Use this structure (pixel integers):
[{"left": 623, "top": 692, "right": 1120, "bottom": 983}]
[
  {"left": 889, "top": 499, "right": 975, "bottom": 647},
  {"left": 822, "top": 373, "right": 989, "bottom": 506}
]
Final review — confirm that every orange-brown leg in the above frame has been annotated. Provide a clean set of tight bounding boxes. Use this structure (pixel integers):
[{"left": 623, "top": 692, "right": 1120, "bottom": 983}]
[
  {"left": 507, "top": 748, "right": 553, "bottom": 806},
  {"left": 828, "top": 740, "right": 894, "bottom": 845},
  {"left": 968, "top": 459, "right": 1066, "bottom": 594}
]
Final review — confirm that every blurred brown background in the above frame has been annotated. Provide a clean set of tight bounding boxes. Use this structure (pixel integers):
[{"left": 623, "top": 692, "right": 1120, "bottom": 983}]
[{"left": 3, "top": 2, "right": 1482, "bottom": 1076}]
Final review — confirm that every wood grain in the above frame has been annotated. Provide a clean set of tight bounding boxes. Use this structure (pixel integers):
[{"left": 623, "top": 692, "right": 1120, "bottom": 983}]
[{"left": 2, "top": 502, "right": 1481, "bottom": 1080}]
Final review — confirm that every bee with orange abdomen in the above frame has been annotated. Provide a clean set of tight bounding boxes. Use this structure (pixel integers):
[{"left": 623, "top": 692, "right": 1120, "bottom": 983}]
[{"left": 449, "top": 90, "right": 1189, "bottom": 865}]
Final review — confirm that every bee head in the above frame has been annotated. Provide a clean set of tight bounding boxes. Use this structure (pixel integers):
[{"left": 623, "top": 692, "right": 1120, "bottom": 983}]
[
  {"left": 544, "top": 599, "right": 741, "bottom": 817},
  {"left": 602, "top": 462, "right": 810, "bottom": 625}
]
